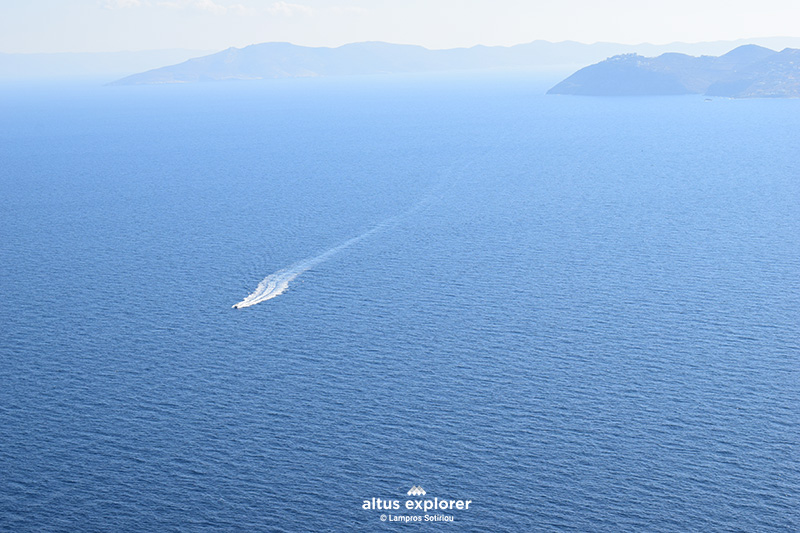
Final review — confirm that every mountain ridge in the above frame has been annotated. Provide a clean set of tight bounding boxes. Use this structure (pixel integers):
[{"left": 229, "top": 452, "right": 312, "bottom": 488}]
[
  {"left": 547, "top": 45, "right": 800, "bottom": 98},
  {"left": 108, "top": 38, "right": 800, "bottom": 85}
]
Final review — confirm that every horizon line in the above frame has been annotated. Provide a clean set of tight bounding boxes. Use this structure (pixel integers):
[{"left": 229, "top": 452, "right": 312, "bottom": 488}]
[{"left": 4, "top": 35, "right": 800, "bottom": 56}]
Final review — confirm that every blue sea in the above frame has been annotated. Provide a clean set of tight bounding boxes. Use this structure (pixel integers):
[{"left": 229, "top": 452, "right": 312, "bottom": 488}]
[{"left": 1, "top": 72, "right": 798, "bottom": 532}]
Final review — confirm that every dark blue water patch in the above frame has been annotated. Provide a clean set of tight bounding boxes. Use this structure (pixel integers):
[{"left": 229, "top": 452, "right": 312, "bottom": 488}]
[{"left": 1, "top": 74, "right": 799, "bottom": 532}]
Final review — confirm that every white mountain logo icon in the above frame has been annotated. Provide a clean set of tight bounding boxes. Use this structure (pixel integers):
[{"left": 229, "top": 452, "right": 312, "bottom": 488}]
[{"left": 407, "top": 486, "right": 426, "bottom": 496}]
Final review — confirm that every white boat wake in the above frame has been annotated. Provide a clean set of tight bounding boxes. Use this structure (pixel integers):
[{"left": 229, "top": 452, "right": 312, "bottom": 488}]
[
  {"left": 233, "top": 165, "right": 459, "bottom": 309},
  {"left": 232, "top": 227, "right": 381, "bottom": 309}
]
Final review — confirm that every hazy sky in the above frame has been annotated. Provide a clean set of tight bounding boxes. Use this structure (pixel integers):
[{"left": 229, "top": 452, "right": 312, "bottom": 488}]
[{"left": 2, "top": 0, "right": 799, "bottom": 53}]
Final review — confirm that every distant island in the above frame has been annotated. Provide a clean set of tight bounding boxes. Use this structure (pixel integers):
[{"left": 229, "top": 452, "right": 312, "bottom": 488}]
[
  {"left": 109, "top": 40, "right": 611, "bottom": 85},
  {"left": 547, "top": 45, "right": 800, "bottom": 98},
  {"left": 108, "top": 39, "right": 800, "bottom": 86}
]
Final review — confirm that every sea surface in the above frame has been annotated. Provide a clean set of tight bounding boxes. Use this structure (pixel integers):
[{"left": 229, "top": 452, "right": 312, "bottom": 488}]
[{"left": 1, "top": 71, "right": 798, "bottom": 532}]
